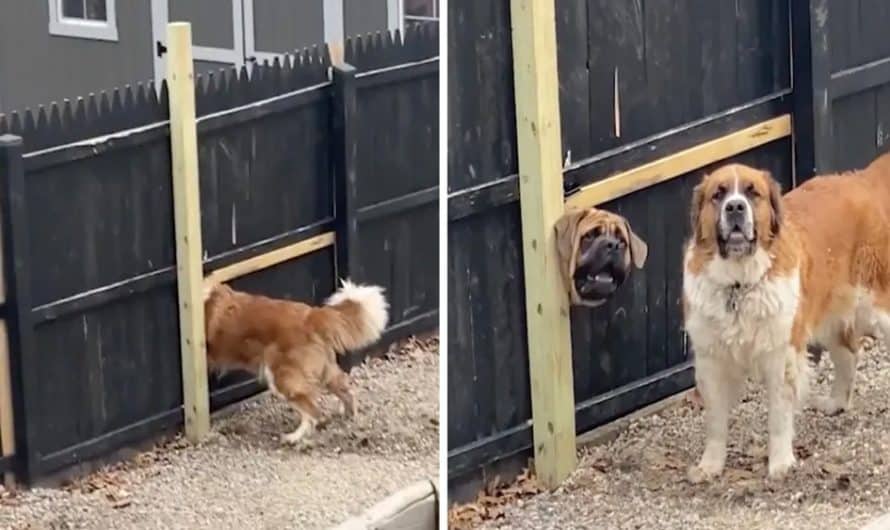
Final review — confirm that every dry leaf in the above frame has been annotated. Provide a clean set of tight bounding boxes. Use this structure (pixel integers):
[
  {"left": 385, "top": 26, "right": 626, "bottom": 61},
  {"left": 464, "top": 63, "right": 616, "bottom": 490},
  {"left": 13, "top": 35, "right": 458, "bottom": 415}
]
[
  {"left": 111, "top": 498, "right": 132, "bottom": 509},
  {"left": 447, "top": 467, "right": 544, "bottom": 528}
]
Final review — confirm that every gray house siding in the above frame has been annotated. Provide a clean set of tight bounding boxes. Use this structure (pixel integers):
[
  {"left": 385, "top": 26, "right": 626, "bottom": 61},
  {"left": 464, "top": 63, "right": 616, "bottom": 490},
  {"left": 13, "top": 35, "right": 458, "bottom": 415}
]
[
  {"left": 170, "top": 0, "right": 236, "bottom": 49},
  {"left": 344, "top": 0, "right": 389, "bottom": 38},
  {"left": 252, "top": 1, "right": 324, "bottom": 53},
  {"left": 0, "top": 1, "right": 153, "bottom": 113},
  {"left": 0, "top": 0, "right": 400, "bottom": 115}
]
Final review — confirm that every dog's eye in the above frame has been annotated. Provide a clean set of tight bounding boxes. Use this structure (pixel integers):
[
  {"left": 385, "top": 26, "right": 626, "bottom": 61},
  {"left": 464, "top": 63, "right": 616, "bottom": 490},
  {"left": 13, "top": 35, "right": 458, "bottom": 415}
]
[
  {"left": 745, "top": 183, "right": 760, "bottom": 198},
  {"left": 581, "top": 231, "right": 596, "bottom": 245},
  {"left": 712, "top": 186, "right": 726, "bottom": 201}
]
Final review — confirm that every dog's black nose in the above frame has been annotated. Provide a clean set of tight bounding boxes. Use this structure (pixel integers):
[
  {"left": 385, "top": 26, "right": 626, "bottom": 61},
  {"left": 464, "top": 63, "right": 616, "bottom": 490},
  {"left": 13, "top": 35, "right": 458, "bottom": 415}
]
[
  {"left": 602, "top": 236, "right": 623, "bottom": 253},
  {"left": 724, "top": 198, "right": 747, "bottom": 215}
]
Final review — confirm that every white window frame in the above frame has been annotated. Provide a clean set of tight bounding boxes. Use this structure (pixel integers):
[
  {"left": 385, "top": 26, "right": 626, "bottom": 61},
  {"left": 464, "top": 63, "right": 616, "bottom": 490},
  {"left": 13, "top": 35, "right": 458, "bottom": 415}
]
[
  {"left": 387, "top": 0, "right": 404, "bottom": 34},
  {"left": 399, "top": 0, "right": 438, "bottom": 32},
  {"left": 323, "top": 0, "right": 345, "bottom": 47},
  {"left": 150, "top": 0, "right": 245, "bottom": 86},
  {"left": 48, "top": 0, "right": 119, "bottom": 42}
]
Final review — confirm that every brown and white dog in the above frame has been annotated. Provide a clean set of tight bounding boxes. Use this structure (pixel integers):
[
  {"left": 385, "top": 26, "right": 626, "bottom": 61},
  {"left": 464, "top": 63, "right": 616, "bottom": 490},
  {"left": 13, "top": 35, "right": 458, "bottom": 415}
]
[
  {"left": 204, "top": 280, "right": 389, "bottom": 445},
  {"left": 683, "top": 154, "right": 890, "bottom": 481},
  {"left": 555, "top": 207, "right": 648, "bottom": 307}
]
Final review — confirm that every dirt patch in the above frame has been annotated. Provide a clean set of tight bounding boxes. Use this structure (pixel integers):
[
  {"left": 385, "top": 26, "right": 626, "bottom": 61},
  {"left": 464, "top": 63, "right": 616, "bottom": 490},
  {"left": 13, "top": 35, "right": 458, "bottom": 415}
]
[
  {"left": 463, "top": 340, "right": 890, "bottom": 529},
  {"left": 0, "top": 335, "right": 439, "bottom": 530}
]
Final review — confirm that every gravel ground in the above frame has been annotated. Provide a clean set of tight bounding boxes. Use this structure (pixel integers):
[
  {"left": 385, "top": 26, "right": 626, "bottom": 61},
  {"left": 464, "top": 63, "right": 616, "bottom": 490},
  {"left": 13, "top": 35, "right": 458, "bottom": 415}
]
[
  {"left": 473, "top": 339, "right": 890, "bottom": 530},
  {"left": 0, "top": 335, "right": 439, "bottom": 530}
]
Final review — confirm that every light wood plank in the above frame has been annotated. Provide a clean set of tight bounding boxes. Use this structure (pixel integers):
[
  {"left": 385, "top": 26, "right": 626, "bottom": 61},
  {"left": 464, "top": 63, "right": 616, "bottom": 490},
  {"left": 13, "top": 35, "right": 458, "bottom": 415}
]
[
  {"left": 167, "top": 22, "right": 210, "bottom": 442},
  {"left": 566, "top": 115, "right": 792, "bottom": 209},
  {"left": 509, "top": 0, "right": 576, "bottom": 488},
  {"left": 0, "top": 321, "right": 15, "bottom": 488},
  {"left": 204, "top": 232, "right": 335, "bottom": 287}
]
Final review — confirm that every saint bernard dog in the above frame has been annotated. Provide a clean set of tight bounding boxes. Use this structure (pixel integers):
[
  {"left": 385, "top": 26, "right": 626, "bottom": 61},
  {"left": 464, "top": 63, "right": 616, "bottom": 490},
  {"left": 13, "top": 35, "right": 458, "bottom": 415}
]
[{"left": 683, "top": 153, "right": 890, "bottom": 481}]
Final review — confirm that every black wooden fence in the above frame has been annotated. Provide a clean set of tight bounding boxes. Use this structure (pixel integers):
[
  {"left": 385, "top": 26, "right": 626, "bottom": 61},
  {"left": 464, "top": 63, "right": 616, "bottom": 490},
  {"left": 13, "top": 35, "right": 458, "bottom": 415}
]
[
  {"left": 0, "top": 23, "right": 438, "bottom": 482},
  {"left": 446, "top": 0, "right": 859, "bottom": 498},
  {"left": 817, "top": 0, "right": 890, "bottom": 172}
]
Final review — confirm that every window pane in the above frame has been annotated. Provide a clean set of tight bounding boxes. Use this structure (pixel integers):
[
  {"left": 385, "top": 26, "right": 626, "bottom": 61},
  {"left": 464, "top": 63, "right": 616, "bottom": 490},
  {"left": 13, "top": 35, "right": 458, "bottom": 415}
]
[
  {"left": 85, "top": 0, "right": 107, "bottom": 20},
  {"left": 61, "top": 0, "right": 85, "bottom": 18},
  {"left": 404, "top": 0, "right": 434, "bottom": 17}
]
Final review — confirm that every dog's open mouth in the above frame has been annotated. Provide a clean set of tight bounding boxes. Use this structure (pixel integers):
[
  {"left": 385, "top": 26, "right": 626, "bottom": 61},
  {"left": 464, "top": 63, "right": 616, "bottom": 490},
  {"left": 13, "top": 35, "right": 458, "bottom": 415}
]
[
  {"left": 726, "top": 227, "right": 750, "bottom": 244},
  {"left": 576, "top": 268, "right": 619, "bottom": 298},
  {"left": 719, "top": 226, "right": 756, "bottom": 258}
]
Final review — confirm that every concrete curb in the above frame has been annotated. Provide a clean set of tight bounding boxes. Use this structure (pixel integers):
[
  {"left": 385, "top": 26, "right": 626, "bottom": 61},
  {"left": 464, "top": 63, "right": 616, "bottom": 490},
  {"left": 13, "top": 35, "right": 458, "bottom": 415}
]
[
  {"left": 862, "top": 513, "right": 890, "bottom": 530},
  {"left": 332, "top": 479, "right": 438, "bottom": 529}
]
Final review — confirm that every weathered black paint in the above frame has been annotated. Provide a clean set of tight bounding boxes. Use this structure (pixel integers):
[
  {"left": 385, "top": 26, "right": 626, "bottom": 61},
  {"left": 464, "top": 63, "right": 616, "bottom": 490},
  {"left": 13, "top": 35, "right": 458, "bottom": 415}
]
[
  {"left": 447, "top": 0, "right": 795, "bottom": 499},
  {"left": 823, "top": 0, "right": 890, "bottom": 172},
  {"left": 0, "top": 24, "right": 438, "bottom": 482}
]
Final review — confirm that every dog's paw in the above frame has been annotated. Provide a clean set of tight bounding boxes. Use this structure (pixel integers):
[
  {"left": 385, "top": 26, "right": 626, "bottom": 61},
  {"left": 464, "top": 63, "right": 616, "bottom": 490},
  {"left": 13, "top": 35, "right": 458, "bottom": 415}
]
[
  {"left": 280, "top": 432, "right": 302, "bottom": 445},
  {"left": 687, "top": 462, "right": 723, "bottom": 484},
  {"left": 767, "top": 454, "right": 796, "bottom": 480}
]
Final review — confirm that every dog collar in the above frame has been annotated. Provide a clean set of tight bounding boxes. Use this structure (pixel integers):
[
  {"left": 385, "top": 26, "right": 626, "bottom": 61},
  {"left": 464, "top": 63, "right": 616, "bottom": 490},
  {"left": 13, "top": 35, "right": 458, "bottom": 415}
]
[{"left": 726, "top": 282, "right": 753, "bottom": 313}]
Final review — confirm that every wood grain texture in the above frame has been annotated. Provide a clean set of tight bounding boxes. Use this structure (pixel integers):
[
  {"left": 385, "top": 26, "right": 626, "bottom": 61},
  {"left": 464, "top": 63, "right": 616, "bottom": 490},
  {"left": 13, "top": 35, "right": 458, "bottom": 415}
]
[
  {"left": 204, "top": 232, "right": 335, "bottom": 287},
  {"left": 0, "top": 321, "right": 15, "bottom": 488},
  {"left": 566, "top": 115, "right": 791, "bottom": 210},
  {"left": 167, "top": 22, "right": 210, "bottom": 442},
  {"left": 509, "top": 0, "right": 576, "bottom": 488}
]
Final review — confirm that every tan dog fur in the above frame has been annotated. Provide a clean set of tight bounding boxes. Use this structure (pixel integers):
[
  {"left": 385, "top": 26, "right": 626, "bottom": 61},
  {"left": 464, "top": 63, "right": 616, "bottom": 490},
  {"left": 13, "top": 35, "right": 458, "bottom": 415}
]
[
  {"left": 204, "top": 280, "right": 388, "bottom": 445},
  {"left": 555, "top": 207, "right": 648, "bottom": 307}
]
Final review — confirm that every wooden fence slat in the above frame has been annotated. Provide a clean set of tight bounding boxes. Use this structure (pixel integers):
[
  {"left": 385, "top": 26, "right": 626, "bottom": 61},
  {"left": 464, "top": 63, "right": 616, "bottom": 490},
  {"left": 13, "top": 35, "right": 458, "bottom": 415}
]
[
  {"left": 509, "top": 0, "right": 576, "bottom": 488},
  {"left": 0, "top": 322, "right": 15, "bottom": 487},
  {"left": 204, "top": 232, "right": 335, "bottom": 287},
  {"left": 791, "top": 0, "right": 833, "bottom": 181},
  {"left": 333, "top": 64, "right": 360, "bottom": 282},
  {"left": 167, "top": 22, "right": 210, "bottom": 442},
  {"left": 0, "top": 134, "right": 39, "bottom": 481},
  {"left": 0, "top": 176, "right": 10, "bottom": 486},
  {"left": 565, "top": 115, "right": 792, "bottom": 209}
]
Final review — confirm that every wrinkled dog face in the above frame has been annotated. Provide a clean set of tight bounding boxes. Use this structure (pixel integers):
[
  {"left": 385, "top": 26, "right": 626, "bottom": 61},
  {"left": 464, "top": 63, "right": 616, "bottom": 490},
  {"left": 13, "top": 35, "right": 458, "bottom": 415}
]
[
  {"left": 574, "top": 223, "right": 631, "bottom": 299},
  {"left": 556, "top": 209, "right": 648, "bottom": 307},
  {"left": 691, "top": 163, "right": 783, "bottom": 259}
]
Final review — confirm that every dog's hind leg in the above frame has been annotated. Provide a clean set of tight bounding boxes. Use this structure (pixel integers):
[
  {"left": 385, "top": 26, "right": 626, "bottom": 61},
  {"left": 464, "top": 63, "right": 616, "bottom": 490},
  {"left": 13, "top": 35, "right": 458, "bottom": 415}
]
[
  {"left": 281, "top": 393, "right": 321, "bottom": 445},
  {"left": 327, "top": 367, "right": 357, "bottom": 418},
  {"left": 271, "top": 370, "right": 322, "bottom": 445},
  {"left": 813, "top": 337, "right": 857, "bottom": 415}
]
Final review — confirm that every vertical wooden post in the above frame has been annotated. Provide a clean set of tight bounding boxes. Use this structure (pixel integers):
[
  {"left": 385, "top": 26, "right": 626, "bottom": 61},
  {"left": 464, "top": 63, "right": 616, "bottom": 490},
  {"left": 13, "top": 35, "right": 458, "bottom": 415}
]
[
  {"left": 509, "top": 0, "right": 576, "bottom": 487},
  {"left": 0, "top": 136, "right": 23, "bottom": 486},
  {"left": 166, "top": 23, "right": 209, "bottom": 442},
  {"left": 332, "top": 63, "right": 360, "bottom": 283},
  {"left": 791, "top": 0, "right": 833, "bottom": 182},
  {"left": 0, "top": 135, "right": 39, "bottom": 482}
]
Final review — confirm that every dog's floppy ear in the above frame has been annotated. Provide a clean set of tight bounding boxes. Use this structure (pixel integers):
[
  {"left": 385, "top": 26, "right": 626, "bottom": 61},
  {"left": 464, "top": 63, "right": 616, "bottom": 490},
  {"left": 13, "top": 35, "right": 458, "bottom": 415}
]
[
  {"left": 554, "top": 208, "right": 585, "bottom": 264},
  {"left": 624, "top": 220, "right": 648, "bottom": 269},
  {"left": 766, "top": 171, "right": 783, "bottom": 238},
  {"left": 554, "top": 208, "right": 586, "bottom": 300},
  {"left": 690, "top": 179, "right": 706, "bottom": 243}
]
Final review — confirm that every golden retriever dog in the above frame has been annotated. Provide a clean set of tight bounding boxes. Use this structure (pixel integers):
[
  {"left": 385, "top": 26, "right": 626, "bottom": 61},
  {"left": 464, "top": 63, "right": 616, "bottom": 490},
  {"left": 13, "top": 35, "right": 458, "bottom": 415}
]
[
  {"left": 683, "top": 153, "right": 890, "bottom": 481},
  {"left": 204, "top": 279, "right": 389, "bottom": 445},
  {"left": 555, "top": 207, "right": 648, "bottom": 307}
]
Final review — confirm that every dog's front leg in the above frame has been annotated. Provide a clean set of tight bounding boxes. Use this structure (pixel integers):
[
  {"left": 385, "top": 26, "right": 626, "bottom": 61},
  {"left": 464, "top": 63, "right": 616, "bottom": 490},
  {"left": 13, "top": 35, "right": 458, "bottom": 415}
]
[
  {"left": 765, "top": 348, "right": 797, "bottom": 479},
  {"left": 688, "top": 355, "right": 740, "bottom": 483}
]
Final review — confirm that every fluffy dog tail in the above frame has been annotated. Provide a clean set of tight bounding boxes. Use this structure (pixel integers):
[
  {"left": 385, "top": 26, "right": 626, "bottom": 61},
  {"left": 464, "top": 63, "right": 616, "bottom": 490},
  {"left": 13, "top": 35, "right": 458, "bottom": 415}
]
[{"left": 320, "top": 279, "right": 389, "bottom": 353}]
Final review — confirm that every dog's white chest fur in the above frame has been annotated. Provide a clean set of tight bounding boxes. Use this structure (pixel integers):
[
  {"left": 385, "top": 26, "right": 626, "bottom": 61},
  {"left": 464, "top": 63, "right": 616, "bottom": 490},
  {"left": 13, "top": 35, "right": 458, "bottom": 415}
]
[{"left": 684, "top": 248, "right": 800, "bottom": 367}]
